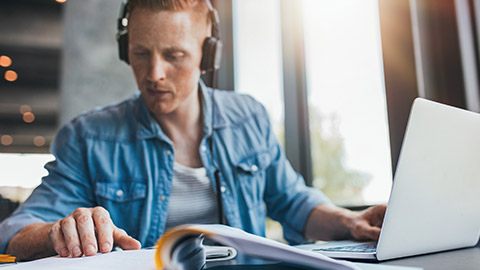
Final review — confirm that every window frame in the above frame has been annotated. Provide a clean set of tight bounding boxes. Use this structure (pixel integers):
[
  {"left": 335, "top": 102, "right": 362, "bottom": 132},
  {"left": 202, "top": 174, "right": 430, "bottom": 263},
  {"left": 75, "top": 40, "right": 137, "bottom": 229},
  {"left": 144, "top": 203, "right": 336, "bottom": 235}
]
[{"left": 226, "top": 0, "right": 480, "bottom": 206}]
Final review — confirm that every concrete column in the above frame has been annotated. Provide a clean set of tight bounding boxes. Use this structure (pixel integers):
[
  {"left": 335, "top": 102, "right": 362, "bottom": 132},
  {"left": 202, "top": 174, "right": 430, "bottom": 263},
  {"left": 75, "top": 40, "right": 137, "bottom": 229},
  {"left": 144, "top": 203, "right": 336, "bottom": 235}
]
[{"left": 60, "top": 0, "right": 137, "bottom": 125}]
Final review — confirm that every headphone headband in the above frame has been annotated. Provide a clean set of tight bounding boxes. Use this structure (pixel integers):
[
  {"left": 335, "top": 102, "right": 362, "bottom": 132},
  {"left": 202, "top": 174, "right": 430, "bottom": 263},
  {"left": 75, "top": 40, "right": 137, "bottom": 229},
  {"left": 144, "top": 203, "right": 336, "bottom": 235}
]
[
  {"left": 205, "top": 0, "right": 220, "bottom": 38},
  {"left": 118, "top": 0, "right": 129, "bottom": 30}
]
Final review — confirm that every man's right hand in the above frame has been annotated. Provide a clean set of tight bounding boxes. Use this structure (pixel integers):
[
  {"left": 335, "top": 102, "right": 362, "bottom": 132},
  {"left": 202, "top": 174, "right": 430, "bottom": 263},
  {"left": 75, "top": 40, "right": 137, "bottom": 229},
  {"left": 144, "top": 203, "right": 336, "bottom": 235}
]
[{"left": 48, "top": 206, "right": 141, "bottom": 257}]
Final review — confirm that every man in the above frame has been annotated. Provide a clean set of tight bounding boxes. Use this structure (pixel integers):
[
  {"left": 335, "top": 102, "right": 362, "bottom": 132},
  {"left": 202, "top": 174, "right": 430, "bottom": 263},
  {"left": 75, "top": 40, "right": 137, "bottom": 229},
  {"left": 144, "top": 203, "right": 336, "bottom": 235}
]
[{"left": 0, "top": 0, "right": 386, "bottom": 260}]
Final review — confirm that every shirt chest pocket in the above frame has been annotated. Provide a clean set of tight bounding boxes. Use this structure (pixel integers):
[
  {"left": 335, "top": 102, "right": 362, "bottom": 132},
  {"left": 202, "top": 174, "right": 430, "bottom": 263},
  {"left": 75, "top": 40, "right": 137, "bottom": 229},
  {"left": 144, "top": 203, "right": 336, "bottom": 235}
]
[
  {"left": 95, "top": 181, "right": 147, "bottom": 203},
  {"left": 234, "top": 151, "right": 271, "bottom": 209},
  {"left": 95, "top": 181, "right": 147, "bottom": 237}
]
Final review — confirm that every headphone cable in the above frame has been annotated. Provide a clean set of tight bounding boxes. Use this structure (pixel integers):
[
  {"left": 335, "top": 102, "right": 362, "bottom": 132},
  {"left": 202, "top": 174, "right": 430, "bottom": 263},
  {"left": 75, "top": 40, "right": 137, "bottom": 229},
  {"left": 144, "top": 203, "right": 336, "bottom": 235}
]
[{"left": 209, "top": 69, "right": 225, "bottom": 225}]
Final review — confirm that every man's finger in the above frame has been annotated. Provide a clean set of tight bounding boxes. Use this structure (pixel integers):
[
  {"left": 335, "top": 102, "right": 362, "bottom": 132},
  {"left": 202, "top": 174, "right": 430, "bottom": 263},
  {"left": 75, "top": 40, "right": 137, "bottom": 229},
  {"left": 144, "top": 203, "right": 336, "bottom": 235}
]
[
  {"left": 113, "top": 227, "right": 141, "bottom": 250},
  {"left": 74, "top": 208, "right": 98, "bottom": 256},
  {"left": 373, "top": 205, "right": 387, "bottom": 227},
  {"left": 92, "top": 207, "right": 114, "bottom": 253},
  {"left": 357, "top": 222, "right": 381, "bottom": 240},
  {"left": 364, "top": 205, "right": 386, "bottom": 226},
  {"left": 61, "top": 216, "right": 82, "bottom": 257},
  {"left": 48, "top": 222, "right": 69, "bottom": 257}
]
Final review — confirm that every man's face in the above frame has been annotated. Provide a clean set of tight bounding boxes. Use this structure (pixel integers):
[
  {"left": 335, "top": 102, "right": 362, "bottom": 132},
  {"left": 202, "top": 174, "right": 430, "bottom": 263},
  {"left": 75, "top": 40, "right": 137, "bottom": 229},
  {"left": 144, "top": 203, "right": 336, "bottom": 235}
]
[{"left": 128, "top": 7, "right": 208, "bottom": 117}]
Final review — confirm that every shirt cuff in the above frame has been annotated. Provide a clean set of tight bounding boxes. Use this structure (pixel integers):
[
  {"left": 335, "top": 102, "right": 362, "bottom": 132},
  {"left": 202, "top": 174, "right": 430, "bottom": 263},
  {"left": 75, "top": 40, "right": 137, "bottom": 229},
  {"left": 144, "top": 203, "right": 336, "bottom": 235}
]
[{"left": 283, "top": 188, "right": 331, "bottom": 245}]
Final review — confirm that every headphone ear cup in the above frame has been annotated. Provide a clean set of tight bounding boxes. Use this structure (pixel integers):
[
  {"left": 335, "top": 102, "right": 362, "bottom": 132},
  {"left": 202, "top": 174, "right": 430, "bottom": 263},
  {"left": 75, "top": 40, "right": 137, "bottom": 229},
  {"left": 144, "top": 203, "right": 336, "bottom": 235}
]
[
  {"left": 118, "top": 32, "right": 130, "bottom": 64},
  {"left": 201, "top": 37, "right": 222, "bottom": 72}
]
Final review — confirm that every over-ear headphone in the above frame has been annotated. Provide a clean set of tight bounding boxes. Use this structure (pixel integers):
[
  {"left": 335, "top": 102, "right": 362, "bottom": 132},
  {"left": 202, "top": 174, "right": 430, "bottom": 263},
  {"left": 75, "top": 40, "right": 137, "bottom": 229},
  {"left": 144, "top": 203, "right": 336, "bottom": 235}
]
[{"left": 116, "top": 0, "right": 222, "bottom": 72}]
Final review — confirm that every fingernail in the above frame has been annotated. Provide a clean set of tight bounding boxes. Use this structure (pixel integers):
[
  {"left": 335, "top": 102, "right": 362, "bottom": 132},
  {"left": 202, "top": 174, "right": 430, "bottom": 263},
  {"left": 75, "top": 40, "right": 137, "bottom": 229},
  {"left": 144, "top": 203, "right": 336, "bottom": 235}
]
[
  {"left": 60, "top": 248, "right": 69, "bottom": 256},
  {"left": 73, "top": 246, "right": 82, "bottom": 257},
  {"left": 101, "top": 243, "right": 111, "bottom": 253},
  {"left": 86, "top": 244, "right": 96, "bottom": 255}
]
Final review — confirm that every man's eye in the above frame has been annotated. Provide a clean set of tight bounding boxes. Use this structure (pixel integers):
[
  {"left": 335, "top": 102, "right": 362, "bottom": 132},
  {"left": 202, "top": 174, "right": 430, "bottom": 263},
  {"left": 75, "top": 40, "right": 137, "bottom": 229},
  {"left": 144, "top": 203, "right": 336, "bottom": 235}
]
[
  {"left": 133, "top": 51, "right": 149, "bottom": 57},
  {"left": 165, "top": 52, "right": 185, "bottom": 61}
]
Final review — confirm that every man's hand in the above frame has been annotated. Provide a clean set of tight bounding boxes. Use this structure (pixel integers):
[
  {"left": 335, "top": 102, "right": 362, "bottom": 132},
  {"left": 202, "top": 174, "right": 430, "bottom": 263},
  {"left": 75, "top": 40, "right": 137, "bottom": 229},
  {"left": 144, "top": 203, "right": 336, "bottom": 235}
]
[
  {"left": 48, "top": 207, "right": 141, "bottom": 257},
  {"left": 349, "top": 204, "right": 386, "bottom": 241},
  {"left": 304, "top": 203, "right": 387, "bottom": 241}
]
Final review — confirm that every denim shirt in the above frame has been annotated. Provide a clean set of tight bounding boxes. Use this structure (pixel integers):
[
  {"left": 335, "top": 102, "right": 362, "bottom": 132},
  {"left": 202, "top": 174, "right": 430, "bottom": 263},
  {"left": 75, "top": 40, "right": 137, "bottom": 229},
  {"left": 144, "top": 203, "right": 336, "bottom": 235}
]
[{"left": 0, "top": 82, "right": 329, "bottom": 253}]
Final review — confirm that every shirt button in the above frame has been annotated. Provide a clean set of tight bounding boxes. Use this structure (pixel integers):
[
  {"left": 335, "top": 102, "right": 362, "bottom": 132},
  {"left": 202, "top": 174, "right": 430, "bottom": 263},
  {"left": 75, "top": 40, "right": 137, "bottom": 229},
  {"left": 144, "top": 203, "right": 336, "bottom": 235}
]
[
  {"left": 220, "top": 186, "right": 226, "bottom": 193},
  {"left": 116, "top": 189, "right": 124, "bottom": 197},
  {"left": 164, "top": 150, "right": 171, "bottom": 155},
  {"left": 160, "top": 196, "right": 166, "bottom": 201},
  {"left": 251, "top": 165, "right": 258, "bottom": 172},
  {"left": 200, "top": 145, "right": 207, "bottom": 152}
]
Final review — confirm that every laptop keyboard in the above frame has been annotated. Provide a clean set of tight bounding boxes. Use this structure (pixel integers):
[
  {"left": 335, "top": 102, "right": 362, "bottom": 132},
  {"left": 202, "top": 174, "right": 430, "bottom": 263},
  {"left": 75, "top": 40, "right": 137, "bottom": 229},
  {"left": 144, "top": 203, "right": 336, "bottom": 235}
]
[{"left": 313, "top": 242, "right": 377, "bottom": 253}]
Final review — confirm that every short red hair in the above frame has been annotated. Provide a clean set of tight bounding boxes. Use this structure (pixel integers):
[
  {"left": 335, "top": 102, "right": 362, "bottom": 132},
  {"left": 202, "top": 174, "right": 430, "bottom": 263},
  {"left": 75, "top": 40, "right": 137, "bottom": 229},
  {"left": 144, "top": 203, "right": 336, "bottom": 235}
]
[{"left": 127, "top": 0, "right": 210, "bottom": 25}]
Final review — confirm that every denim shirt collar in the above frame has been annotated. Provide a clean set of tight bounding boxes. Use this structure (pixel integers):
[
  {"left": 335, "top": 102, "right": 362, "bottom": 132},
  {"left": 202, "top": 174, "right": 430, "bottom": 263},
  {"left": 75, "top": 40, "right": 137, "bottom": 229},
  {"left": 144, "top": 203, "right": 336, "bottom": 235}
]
[{"left": 134, "top": 80, "right": 228, "bottom": 141}]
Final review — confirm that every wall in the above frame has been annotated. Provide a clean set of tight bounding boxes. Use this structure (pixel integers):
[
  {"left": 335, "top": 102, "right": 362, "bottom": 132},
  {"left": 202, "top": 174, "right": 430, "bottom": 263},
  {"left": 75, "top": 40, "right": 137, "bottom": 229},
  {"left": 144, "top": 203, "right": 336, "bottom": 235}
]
[{"left": 60, "top": 0, "right": 137, "bottom": 125}]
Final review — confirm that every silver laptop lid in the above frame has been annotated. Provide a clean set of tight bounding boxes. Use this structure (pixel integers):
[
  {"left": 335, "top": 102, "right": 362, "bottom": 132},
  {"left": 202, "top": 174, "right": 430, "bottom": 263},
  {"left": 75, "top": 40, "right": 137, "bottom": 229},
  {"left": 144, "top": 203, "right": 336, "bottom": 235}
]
[{"left": 376, "top": 98, "right": 480, "bottom": 261}]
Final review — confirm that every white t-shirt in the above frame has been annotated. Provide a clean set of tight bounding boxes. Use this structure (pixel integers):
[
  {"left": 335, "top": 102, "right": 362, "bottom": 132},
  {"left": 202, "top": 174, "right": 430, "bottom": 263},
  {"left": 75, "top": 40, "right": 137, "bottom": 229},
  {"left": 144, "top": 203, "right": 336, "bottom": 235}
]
[{"left": 164, "top": 162, "right": 219, "bottom": 230}]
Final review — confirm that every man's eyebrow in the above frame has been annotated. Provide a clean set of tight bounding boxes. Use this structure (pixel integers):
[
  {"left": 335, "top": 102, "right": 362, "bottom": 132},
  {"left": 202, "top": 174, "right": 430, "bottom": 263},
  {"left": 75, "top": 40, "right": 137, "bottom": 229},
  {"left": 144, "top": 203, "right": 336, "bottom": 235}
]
[
  {"left": 129, "top": 44, "right": 187, "bottom": 52},
  {"left": 130, "top": 44, "right": 149, "bottom": 50},
  {"left": 163, "top": 46, "right": 188, "bottom": 52}
]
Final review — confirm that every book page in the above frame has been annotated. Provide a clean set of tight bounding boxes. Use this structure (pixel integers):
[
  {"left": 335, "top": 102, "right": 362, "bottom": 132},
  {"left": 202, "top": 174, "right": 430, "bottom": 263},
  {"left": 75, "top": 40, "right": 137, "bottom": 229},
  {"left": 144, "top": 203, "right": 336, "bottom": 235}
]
[{"left": 157, "top": 224, "right": 359, "bottom": 270}]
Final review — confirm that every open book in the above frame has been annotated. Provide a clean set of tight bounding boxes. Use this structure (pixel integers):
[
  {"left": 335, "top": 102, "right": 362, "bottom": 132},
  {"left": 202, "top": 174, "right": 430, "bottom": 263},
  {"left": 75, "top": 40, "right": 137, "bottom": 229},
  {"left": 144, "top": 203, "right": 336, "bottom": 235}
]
[
  {"left": 0, "top": 225, "right": 420, "bottom": 270},
  {"left": 155, "top": 224, "right": 360, "bottom": 270}
]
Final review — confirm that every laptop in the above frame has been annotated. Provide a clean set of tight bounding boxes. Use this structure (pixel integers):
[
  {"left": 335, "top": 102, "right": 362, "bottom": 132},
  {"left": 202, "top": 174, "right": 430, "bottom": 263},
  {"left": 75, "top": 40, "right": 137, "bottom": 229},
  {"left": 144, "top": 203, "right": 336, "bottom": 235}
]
[{"left": 297, "top": 98, "right": 480, "bottom": 261}]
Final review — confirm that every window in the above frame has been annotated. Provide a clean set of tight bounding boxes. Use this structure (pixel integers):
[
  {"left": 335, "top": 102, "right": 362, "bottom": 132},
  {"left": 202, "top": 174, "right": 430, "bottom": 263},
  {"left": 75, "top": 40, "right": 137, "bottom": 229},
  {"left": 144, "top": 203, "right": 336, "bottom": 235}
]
[
  {"left": 303, "top": 0, "right": 392, "bottom": 205},
  {"left": 0, "top": 153, "right": 53, "bottom": 202},
  {"left": 233, "top": 0, "right": 285, "bottom": 143}
]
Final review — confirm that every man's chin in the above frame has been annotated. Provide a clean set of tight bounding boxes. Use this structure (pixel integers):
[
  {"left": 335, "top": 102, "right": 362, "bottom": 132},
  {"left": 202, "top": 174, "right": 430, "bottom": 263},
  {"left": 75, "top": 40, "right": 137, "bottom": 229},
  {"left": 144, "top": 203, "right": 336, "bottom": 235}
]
[{"left": 147, "top": 102, "right": 175, "bottom": 117}]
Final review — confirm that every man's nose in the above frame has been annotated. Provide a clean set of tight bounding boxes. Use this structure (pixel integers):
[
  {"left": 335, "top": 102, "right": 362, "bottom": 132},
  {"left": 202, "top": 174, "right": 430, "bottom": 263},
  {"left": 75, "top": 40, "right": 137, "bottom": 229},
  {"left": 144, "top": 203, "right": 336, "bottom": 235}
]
[{"left": 146, "top": 55, "right": 167, "bottom": 82}]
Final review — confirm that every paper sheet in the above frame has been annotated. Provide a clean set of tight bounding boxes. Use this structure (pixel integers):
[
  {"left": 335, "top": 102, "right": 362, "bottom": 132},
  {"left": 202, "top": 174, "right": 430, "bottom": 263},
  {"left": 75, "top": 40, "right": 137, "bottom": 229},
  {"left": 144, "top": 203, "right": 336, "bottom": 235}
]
[
  {"left": 0, "top": 249, "right": 422, "bottom": 270},
  {"left": 0, "top": 249, "right": 157, "bottom": 270}
]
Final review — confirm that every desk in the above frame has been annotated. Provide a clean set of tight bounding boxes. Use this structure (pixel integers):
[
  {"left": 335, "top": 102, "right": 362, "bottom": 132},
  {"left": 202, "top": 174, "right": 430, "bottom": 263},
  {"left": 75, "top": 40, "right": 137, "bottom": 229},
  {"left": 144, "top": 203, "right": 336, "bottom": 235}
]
[
  {"left": 380, "top": 240, "right": 480, "bottom": 270},
  {"left": 205, "top": 241, "right": 480, "bottom": 270}
]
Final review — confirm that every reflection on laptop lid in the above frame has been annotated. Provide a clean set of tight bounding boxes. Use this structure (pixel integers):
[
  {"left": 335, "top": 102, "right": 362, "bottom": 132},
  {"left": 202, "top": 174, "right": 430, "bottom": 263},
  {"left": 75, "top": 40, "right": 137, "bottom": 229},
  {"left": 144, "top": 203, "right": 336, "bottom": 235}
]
[{"left": 300, "top": 98, "right": 480, "bottom": 261}]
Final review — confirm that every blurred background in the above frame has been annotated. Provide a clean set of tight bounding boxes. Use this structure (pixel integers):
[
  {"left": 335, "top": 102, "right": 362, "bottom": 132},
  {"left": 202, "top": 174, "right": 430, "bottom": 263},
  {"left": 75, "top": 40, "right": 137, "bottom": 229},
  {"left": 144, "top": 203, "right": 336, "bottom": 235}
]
[{"left": 1, "top": 0, "right": 479, "bottom": 240}]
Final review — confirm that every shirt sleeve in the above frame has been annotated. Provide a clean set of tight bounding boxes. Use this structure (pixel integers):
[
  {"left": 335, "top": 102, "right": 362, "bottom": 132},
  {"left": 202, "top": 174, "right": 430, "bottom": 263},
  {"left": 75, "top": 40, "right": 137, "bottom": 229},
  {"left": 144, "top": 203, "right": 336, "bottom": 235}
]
[
  {"left": 257, "top": 104, "right": 331, "bottom": 245},
  {"left": 0, "top": 121, "right": 96, "bottom": 253}
]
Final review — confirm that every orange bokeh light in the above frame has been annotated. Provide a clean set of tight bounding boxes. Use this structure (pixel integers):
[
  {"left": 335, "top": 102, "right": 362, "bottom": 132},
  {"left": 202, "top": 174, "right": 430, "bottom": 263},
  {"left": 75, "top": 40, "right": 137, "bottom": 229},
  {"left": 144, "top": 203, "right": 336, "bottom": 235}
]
[
  {"left": 5, "top": 70, "right": 18, "bottom": 82},
  {"left": 20, "top": 104, "right": 32, "bottom": 114},
  {"left": 1, "top": 135, "right": 13, "bottom": 146},
  {"left": 56, "top": 0, "right": 67, "bottom": 3},
  {"left": 0, "top": 55, "right": 12, "bottom": 67},
  {"left": 34, "top": 136, "right": 46, "bottom": 147},
  {"left": 23, "top": 112, "right": 35, "bottom": 123}
]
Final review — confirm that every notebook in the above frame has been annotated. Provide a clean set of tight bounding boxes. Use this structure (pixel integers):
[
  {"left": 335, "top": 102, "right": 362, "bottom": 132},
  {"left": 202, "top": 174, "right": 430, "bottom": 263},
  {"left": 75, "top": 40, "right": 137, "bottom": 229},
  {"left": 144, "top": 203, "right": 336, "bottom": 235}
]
[{"left": 299, "top": 98, "right": 480, "bottom": 261}]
